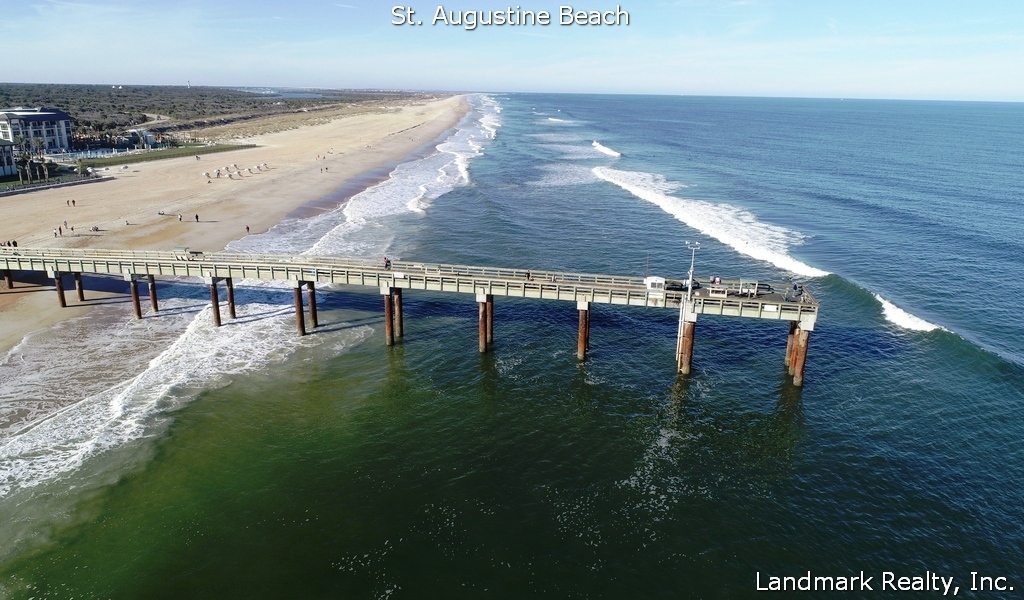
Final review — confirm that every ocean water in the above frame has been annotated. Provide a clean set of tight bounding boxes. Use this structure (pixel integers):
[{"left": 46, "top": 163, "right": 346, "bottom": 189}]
[{"left": 1, "top": 93, "right": 1023, "bottom": 598}]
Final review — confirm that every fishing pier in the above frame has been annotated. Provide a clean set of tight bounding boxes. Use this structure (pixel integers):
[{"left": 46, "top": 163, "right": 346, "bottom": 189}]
[{"left": 2, "top": 247, "right": 820, "bottom": 385}]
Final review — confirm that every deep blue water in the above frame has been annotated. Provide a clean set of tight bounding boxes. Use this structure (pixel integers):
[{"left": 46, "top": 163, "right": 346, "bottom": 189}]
[{"left": 1, "top": 94, "right": 1023, "bottom": 598}]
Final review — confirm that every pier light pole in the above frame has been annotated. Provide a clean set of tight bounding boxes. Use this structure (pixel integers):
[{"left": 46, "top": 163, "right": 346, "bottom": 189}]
[{"left": 676, "top": 241, "right": 700, "bottom": 374}]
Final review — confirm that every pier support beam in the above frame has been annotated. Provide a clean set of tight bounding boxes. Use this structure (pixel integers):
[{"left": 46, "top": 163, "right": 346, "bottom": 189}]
[
  {"left": 478, "top": 296, "right": 487, "bottom": 353},
  {"left": 790, "top": 329, "right": 811, "bottom": 387},
  {"left": 577, "top": 300, "right": 590, "bottom": 361},
  {"left": 123, "top": 272, "right": 142, "bottom": 318},
  {"left": 476, "top": 293, "right": 493, "bottom": 352},
  {"left": 383, "top": 287, "right": 394, "bottom": 346},
  {"left": 206, "top": 277, "right": 221, "bottom": 327},
  {"left": 784, "top": 321, "right": 798, "bottom": 369},
  {"left": 147, "top": 275, "right": 158, "bottom": 312},
  {"left": 48, "top": 270, "right": 67, "bottom": 308},
  {"left": 392, "top": 287, "right": 402, "bottom": 338},
  {"left": 787, "top": 325, "right": 802, "bottom": 376},
  {"left": 225, "top": 277, "right": 236, "bottom": 319},
  {"left": 129, "top": 278, "right": 142, "bottom": 319},
  {"left": 677, "top": 321, "right": 696, "bottom": 375},
  {"left": 293, "top": 283, "right": 306, "bottom": 336},
  {"left": 3, "top": 269, "right": 12, "bottom": 289},
  {"left": 485, "top": 294, "right": 493, "bottom": 347},
  {"left": 74, "top": 272, "right": 85, "bottom": 302},
  {"left": 307, "top": 281, "right": 318, "bottom": 329}
]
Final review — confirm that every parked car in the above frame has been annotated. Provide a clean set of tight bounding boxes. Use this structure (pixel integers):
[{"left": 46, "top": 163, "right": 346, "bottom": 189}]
[{"left": 665, "top": 279, "right": 700, "bottom": 291}]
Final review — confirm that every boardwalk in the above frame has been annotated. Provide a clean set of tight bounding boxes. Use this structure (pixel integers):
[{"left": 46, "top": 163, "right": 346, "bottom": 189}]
[{"left": 1, "top": 247, "right": 820, "bottom": 385}]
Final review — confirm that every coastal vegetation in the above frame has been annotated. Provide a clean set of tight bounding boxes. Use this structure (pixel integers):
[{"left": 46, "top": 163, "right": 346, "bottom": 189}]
[
  {"left": 79, "top": 144, "right": 256, "bottom": 168},
  {"left": 0, "top": 83, "right": 423, "bottom": 139},
  {"left": 0, "top": 83, "right": 435, "bottom": 189}
]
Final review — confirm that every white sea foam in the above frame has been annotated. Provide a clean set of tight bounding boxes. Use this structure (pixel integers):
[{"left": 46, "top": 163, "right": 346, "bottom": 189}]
[
  {"left": 0, "top": 94, "right": 500, "bottom": 498},
  {"left": 526, "top": 132, "right": 585, "bottom": 143},
  {"left": 537, "top": 144, "right": 606, "bottom": 160},
  {"left": 593, "top": 167, "right": 830, "bottom": 278},
  {"left": 873, "top": 294, "right": 944, "bottom": 332},
  {"left": 528, "top": 164, "right": 602, "bottom": 187},
  {"left": 592, "top": 141, "right": 621, "bottom": 157},
  {"left": 305, "top": 96, "right": 499, "bottom": 258}
]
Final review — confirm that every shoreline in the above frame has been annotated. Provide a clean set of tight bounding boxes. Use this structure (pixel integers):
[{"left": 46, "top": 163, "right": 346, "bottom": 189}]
[{"left": 1, "top": 95, "right": 470, "bottom": 355}]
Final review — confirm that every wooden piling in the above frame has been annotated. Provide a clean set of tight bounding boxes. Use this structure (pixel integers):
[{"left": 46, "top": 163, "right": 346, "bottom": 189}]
[
  {"left": 73, "top": 272, "right": 85, "bottom": 302},
  {"left": 129, "top": 278, "right": 142, "bottom": 319},
  {"left": 392, "top": 287, "right": 402, "bottom": 337},
  {"left": 147, "top": 275, "right": 158, "bottom": 312},
  {"left": 294, "top": 286, "right": 306, "bottom": 336},
  {"left": 678, "top": 321, "right": 696, "bottom": 375},
  {"left": 225, "top": 277, "right": 236, "bottom": 319},
  {"left": 3, "top": 269, "right": 12, "bottom": 289},
  {"left": 485, "top": 294, "right": 494, "bottom": 346},
  {"left": 54, "top": 273, "right": 66, "bottom": 308},
  {"left": 307, "top": 281, "right": 318, "bottom": 328},
  {"left": 791, "top": 329, "right": 810, "bottom": 387},
  {"left": 209, "top": 280, "right": 221, "bottom": 327},
  {"left": 784, "top": 321, "right": 798, "bottom": 368},
  {"left": 383, "top": 291, "right": 394, "bottom": 346}
]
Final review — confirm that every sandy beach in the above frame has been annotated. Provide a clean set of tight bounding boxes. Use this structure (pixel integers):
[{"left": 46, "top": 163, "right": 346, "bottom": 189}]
[{"left": 0, "top": 95, "right": 468, "bottom": 354}]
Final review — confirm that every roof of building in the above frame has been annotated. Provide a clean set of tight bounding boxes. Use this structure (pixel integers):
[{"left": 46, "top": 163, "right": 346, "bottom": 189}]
[{"left": 0, "top": 107, "right": 73, "bottom": 121}]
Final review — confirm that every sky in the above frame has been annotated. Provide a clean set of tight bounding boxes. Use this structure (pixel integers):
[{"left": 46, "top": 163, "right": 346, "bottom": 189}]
[{"left": 5, "top": 0, "right": 1024, "bottom": 101}]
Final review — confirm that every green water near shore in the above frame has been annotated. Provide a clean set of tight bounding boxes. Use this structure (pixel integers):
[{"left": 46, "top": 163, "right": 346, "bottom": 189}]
[{"left": 0, "top": 296, "right": 806, "bottom": 599}]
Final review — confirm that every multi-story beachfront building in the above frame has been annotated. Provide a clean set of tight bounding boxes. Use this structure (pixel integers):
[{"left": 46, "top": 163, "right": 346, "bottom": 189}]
[
  {"left": 0, "top": 139, "right": 16, "bottom": 177},
  {"left": 0, "top": 107, "right": 75, "bottom": 153}
]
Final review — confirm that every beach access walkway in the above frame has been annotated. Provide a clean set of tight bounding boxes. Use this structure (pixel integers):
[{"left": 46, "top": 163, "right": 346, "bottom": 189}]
[{"left": 1, "top": 247, "right": 820, "bottom": 386}]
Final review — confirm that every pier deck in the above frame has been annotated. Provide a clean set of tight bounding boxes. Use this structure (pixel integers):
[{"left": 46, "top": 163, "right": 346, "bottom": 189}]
[{"left": 1, "top": 247, "right": 820, "bottom": 385}]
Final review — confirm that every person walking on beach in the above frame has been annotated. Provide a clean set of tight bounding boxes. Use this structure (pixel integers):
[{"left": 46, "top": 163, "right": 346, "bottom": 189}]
[
  {"left": 53, "top": 229, "right": 57, "bottom": 238},
  {"left": 178, "top": 214, "right": 182, "bottom": 222},
  {"left": 195, "top": 214, "right": 199, "bottom": 223},
  {"left": 72, "top": 199, "right": 75, "bottom": 207},
  {"left": 246, "top": 225, "right": 250, "bottom": 234}
]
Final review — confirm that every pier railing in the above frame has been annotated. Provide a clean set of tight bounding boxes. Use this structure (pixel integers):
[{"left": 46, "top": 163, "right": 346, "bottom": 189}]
[{"left": 0, "top": 246, "right": 817, "bottom": 320}]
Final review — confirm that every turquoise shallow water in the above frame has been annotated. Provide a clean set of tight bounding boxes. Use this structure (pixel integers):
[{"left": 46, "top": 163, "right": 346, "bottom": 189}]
[{"left": 1, "top": 94, "right": 1023, "bottom": 598}]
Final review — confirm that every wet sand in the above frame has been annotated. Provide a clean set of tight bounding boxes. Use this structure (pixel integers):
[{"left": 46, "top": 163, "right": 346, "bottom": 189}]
[{"left": 0, "top": 95, "right": 469, "bottom": 354}]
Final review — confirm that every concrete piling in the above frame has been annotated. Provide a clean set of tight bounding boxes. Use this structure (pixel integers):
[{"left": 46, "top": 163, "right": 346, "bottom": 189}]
[
  {"left": 678, "top": 321, "right": 695, "bottom": 375},
  {"left": 225, "top": 277, "right": 236, "bottom": 319},
  {"left": 485, "top": 294, "right": 494, "bottom": 346},
  {"left": 383, "top": 290, "right": 394, "bottom": 346},
  {"left": 74, "top": 272, "right": 85, "bottom": 302},
  {"left": 791, "top": 329, "right": 810, "bottom": 387},
  {"left": 293, "top": 285, "right": 305, "bottom": 336},
  {"left": 785, "top": 321, "right": 798, "bottom": 368},
  {"left": 209, "top": 279, "right": 221, "bottom": 327},
  {"left": 129, "top": 278, "right": 142, "bottom": 319},
  {"left": 576, "top": 300, "right": 590, "bottom": 361},
  {"left": 307, "top": 281, "right": 318, "bottom": 328},
  {"left": 53, "top": 272, "right": 66, "bottom": 308},
  {"left": 147, "top": 275, "right": 158, "bottom": 312},
  {"left": 393, "top": 287, "right": 402, "bottom": 337},
  {"left": 478, "top": 299, "right": 487, "bottom": 353}
]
